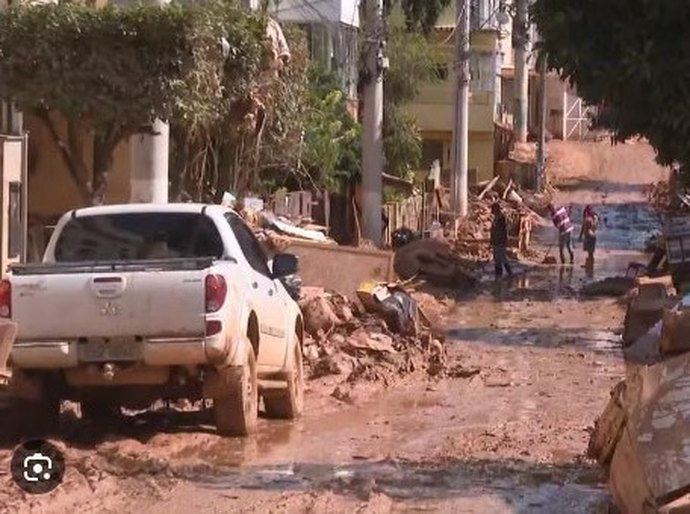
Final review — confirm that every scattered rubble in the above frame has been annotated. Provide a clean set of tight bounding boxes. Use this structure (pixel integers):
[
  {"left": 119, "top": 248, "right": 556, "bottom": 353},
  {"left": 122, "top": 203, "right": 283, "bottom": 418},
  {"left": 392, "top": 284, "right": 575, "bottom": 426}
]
[
  {"left": 298, "top": 285, "right": 446, "bottom": 391},
  {"left": 590, "top": 293, "right": 690, "bottom": 513}
]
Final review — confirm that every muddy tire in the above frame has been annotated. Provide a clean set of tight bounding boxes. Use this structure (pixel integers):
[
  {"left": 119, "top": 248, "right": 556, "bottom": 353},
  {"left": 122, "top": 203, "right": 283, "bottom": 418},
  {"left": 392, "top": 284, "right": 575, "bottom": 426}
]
[
  {"left": 214, "top": 345, "right": 258, "bottom": 436},
  {"left": 264, "top": 341, "right": 304, "bottom": 420}
]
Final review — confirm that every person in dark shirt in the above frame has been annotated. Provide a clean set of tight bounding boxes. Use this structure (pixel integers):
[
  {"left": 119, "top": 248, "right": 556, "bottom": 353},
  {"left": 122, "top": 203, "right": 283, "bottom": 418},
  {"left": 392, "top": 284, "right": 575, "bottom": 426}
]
[{"left": 490, "top": 202, "right": 513, "bottom": 278}]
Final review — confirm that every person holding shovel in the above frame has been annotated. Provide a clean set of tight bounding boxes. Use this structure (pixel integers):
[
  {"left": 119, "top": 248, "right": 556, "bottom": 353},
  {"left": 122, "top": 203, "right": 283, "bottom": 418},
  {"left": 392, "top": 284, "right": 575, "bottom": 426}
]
[
  {"left": 490, "top": 202, "right": 513, "bottom": 278},
  {"left": 548, "top": 203, "right": 574, "bottom": 265}
]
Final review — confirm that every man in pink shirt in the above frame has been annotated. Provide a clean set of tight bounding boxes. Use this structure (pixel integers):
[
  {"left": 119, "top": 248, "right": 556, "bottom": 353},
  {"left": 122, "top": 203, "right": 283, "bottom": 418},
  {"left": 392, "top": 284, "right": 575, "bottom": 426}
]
[{"left": 548, "top": 203, "right": 574, "bottom": 264}]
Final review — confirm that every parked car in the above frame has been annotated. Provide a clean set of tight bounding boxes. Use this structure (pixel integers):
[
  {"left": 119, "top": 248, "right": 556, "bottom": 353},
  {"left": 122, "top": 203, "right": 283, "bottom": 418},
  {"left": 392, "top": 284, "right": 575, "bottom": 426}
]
[{"left": 1, "top": 203, "right": 305, "bottom": 436}]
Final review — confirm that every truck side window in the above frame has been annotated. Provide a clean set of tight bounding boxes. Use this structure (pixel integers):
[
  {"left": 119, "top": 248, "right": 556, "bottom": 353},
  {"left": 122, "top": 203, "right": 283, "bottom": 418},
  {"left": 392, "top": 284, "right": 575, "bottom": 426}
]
[{"left": 225, "top": 214, "right": 271, "bottom": 277}]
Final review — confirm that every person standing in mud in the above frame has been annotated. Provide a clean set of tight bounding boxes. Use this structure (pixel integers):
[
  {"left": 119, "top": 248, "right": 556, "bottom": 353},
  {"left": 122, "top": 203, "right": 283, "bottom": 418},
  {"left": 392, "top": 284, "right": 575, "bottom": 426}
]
[
  {"left": 548, "top": 203, "right": 574, "bottom": 265},
  {"left": 490, "top": 202, "right": 513, "bottom": 278},
  {"left": 579, "top": 205, "right": 599, "bottom": 269}
]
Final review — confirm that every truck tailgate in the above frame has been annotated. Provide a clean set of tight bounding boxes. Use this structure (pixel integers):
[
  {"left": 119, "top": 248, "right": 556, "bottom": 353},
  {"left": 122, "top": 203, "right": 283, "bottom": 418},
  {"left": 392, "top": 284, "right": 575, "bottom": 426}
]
[{"left": 12, "top": 269, "right": 206, "bottom": 340}]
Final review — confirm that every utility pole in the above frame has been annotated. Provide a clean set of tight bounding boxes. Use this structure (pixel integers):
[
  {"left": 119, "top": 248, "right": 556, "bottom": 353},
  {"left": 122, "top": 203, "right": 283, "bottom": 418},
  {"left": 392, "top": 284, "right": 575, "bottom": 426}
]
[
  {"left": 512, "top": 0, "right": 530, "bottom": 143},
  {"left": 361, "top": 0, "right": 385, "bottom": 245},
  {"left": 450, "top": 0, "right": 470, "bottom": 216},
  {"left": 536, "top": 52, "right": 547, "bottom": 191},
  {"left": 129, "top": 0, "right": 170, "bottom": 203}
]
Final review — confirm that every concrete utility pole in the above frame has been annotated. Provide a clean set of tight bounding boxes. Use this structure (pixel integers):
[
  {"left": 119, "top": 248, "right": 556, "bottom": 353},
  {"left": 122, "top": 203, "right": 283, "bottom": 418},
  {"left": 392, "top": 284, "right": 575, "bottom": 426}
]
[
  {"left": 512, "top": 0, "right": 530, "bottom": 143},
  {"left": 129, "top": 0, "right": 170, "bottom": 204},
  {"left": 536, "top": 53, "right": 547, "bottom": 191},
  {"left": 450, "top": 0, "right": 470, "bottom": 216},
  {"left": 361, "top": 0, "right": 385, "bottom": 246}
]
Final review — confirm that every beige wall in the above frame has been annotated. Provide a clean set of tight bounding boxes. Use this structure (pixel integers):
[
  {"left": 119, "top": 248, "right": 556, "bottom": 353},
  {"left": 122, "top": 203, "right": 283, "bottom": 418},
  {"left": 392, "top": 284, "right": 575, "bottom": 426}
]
[
  {"left": 407, "top": 31, "right": 499, "bottom": 135},
  {"left": 409, "top": 30, "right": 499, "bottom": 184},
  {"left": 26, "top": 114, "right": 131, "bottom": 221},
  {"left": 421, "top": 130, "right": 494, "bottom": 184}
]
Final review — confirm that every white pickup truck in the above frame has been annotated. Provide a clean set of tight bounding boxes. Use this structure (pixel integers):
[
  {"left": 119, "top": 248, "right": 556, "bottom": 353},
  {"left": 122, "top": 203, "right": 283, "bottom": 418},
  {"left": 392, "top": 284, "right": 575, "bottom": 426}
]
[{"left": 1, "top": 203, "right": 305, "bottom": 436}]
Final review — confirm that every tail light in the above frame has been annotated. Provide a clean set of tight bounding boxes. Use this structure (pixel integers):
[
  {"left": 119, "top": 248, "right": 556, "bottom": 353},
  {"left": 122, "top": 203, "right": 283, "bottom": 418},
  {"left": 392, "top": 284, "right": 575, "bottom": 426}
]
[
  {"left": 205, "top": 274, "right": 227, "bottom": 313},
  {"left": 205, "top": 320, "right": 222, "bottom": 336},
  {"left": 0, "top": 280, "right": 10, "bottom": 318}
]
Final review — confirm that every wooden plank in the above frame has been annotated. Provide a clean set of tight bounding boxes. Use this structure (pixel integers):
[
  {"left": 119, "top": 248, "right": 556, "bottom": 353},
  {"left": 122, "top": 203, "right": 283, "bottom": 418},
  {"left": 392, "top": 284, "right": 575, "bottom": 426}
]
[{"left": 478, "top": 175, "right": 500, "bottom": 200}]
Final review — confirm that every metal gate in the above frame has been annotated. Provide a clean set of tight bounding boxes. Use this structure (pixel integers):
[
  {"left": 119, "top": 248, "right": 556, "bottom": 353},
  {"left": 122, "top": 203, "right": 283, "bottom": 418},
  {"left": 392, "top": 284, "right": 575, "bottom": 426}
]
[{"left": 563, "top": 92, "right": 594, "bottom": 141}]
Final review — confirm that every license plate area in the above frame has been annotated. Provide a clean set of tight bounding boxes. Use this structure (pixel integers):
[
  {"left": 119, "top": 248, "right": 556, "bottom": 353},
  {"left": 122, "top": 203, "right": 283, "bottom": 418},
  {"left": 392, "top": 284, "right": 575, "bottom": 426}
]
[{"left": 78, "top": 337, "right": 141, "bottom": 362}]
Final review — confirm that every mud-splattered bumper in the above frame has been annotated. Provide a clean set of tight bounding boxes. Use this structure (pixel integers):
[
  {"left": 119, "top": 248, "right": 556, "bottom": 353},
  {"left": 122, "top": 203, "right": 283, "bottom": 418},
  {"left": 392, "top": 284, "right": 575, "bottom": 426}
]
[{"left": 10, "top": 332, "right": 229, "bottom": 369}]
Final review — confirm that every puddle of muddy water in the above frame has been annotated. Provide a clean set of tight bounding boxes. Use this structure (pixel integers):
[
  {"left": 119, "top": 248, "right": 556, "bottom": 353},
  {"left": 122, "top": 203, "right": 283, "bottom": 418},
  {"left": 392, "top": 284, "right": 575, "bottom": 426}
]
[{"left": 188, "top": 459, "right": 608, "bottom": 513}]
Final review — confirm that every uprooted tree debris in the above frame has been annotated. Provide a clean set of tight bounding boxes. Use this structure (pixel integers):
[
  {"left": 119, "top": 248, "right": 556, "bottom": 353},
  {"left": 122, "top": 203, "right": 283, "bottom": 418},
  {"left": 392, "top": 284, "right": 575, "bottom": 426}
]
[{"left": 298, "top": 286, "right": 446, "bottom": 393}]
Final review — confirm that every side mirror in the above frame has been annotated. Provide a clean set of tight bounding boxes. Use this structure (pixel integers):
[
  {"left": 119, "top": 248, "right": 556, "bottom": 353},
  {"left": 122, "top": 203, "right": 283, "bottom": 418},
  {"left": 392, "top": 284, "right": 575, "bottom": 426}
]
[{"left": 272, "top": 253, "right": 299, "bottom": 279}]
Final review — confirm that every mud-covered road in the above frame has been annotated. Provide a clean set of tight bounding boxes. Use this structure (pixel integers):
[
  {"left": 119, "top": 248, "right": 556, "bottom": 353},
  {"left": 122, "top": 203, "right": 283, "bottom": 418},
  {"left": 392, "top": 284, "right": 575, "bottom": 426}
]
[{"left": 0, "top": 141, "right": 670, "bottom": 513}]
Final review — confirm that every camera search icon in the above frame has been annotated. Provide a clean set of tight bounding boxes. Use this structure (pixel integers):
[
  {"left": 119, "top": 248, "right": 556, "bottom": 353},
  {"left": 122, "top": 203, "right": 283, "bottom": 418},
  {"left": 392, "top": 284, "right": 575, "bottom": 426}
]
[{"left": 11, "top": 440, "right": 65, "bottom": 494}]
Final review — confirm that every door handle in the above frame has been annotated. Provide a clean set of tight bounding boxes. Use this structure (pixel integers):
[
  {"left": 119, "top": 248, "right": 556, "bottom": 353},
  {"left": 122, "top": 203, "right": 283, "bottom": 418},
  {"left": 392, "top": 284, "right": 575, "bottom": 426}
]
[
  {"left": 268, "top": 288, "right": 274, "bottom": 296},
  {"left": 252, "top": 282, "right": 258, "bottom": 289}
]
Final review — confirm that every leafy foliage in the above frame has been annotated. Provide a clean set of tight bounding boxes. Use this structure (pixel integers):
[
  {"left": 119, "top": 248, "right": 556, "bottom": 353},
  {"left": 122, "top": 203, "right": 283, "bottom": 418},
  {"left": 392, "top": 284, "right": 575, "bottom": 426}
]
[
  {"left": 383, "top": 106, "right": 421, "bottom": 181},
  {"left": 0, "top": 2, "right": 263, "bottom": 203},
  {"left": 301, "top": 67, "right": 361, "bottom": 191},
  {"left": 533, "top": 0, "right": 690, "bottom": 171},
  {"left": 387, "top": 0, "right": 453, "bottom": 35},
  {"left": 381, "top": 11, "right": 441, "bottom": 178}
]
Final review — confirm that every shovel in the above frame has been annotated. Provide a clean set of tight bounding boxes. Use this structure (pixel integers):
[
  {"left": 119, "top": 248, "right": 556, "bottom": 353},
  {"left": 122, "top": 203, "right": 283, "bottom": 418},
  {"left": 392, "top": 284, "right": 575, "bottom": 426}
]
[{"left": 541, "top": 245, "right": 558, "bottom": 265}]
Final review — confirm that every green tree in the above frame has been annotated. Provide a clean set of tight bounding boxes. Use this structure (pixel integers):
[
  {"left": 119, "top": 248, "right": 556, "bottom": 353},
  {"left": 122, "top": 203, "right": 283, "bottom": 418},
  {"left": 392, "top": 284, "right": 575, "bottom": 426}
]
[
  {"left": 381, "top": 10, "right": 443, "bottom": 179},
  {"left": 0, "top": 2, "right": 263, "bottom": 204},
  {"left": 533, "top": 0, "right": 690, "bottom": 173},
  {"left": 300, "top": 67, "right": 361, "bottom": 191},
  {"left": 386, "top": 0, "right": 453, "bottom": 35}
]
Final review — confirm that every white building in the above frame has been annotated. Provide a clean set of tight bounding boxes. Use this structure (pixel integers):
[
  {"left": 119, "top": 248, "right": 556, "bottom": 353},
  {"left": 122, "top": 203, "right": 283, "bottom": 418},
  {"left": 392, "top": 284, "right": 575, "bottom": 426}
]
[{"left": 257, "top": 0, "right": 360, "bottom": 116}]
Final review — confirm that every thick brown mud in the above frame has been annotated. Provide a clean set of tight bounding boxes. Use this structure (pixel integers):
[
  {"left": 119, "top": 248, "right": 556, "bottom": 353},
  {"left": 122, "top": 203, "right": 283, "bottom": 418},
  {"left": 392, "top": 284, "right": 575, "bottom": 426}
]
[{"left": 0, "top": 141, "right": 670, "bottom": 513}]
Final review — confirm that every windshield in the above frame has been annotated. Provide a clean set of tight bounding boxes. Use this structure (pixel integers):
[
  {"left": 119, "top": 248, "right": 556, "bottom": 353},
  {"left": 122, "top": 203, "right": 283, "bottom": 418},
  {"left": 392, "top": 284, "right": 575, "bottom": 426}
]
[{"left": 53, "top": 212, "right": 224, "bottom": 262}]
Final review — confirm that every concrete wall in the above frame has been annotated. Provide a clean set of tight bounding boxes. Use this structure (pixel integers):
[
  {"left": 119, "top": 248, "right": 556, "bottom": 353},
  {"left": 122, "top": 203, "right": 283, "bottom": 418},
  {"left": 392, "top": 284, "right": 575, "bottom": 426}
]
[
  {"left": 25, "top": 114, "right": 130, "bottom": 221},
  {"left": 420, "top": 131, "right": 494, "bottom": 184},
  {"left": 406, "top": 30, "right": 500, "bottom": 134}
]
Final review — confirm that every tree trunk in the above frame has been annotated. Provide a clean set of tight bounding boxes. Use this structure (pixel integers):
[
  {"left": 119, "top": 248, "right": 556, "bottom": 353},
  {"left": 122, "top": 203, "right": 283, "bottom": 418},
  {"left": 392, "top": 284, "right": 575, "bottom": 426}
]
[{"left": 92, "top": 134, "right": 114, "bottom": 206}]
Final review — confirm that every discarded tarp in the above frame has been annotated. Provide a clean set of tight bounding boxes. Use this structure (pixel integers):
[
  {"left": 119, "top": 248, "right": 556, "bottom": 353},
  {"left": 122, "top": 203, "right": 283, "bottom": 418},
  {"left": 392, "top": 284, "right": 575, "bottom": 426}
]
[{"left": 356, "top": 281, "right": 419, "bottom": 336}]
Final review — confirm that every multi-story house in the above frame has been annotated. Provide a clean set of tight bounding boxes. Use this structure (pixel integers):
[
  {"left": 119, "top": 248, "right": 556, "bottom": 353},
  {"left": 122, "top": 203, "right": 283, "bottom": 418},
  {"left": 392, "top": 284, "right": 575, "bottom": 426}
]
[
  {"left": 263, "top": 0, "right": 360, "bottom": 117},
  {"left": 496, "top": 0, "right": 584, "bottom": 141},
  {"left": 405, "top": 1, "right": 504, "bottom": 184},
  {"left": 407, "top": 0, "right": 594, "bottom": 186}
]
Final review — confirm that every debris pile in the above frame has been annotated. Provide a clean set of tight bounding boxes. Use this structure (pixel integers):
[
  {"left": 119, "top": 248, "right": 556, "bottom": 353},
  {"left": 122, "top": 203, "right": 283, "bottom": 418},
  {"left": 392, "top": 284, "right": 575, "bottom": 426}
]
[
  {"left": 298, "top": 285, "right": 446, "bottom": 388},
  {"left": 646, "top": 179, "right": 671, "bottom": 213},
  {"left": 588, "top": 291, "right": 690, "bottom": 513},
  {"left": 394, "top": 239, "right": 480, "bottom": 287},
  {"left": 451, "top": 177, "right": 541, "bottom": 261}
]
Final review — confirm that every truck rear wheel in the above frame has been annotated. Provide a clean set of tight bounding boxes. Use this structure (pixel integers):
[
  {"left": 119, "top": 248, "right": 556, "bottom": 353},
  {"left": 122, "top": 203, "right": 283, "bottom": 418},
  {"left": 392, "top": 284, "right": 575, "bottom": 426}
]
[
  {"left": 214, "top": 344, "right": 258, "bottom": 436},
  {"left": 264, "top": 340, "right": 304, "bottom": 420}
]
